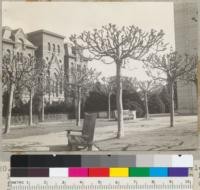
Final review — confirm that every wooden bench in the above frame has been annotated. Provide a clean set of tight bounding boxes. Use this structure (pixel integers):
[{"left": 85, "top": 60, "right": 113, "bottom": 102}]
[
  {"left": 65, "top": 113, "right": 97, "bottom": 151},
  {"left": 114, "top": 110, "right": 136, "bottom": 120}
]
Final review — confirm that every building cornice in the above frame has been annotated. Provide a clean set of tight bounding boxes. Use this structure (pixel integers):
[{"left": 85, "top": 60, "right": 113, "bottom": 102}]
[{"left": 27, "top": 29, "right": 65, "bottom": 39}]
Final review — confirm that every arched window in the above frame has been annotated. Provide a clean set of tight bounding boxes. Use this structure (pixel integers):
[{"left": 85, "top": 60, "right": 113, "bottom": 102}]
[
  {"left": 19, "top": 38, "right": 25, "bottom": 49},
  {"left": 59, "top": 81, "right": 63, "bottom": 94},
  {"left": 6, "top": 49, "right": 11, "bottom": 56},
  {"left": 71, "top": 46, "right": 76, "bottom": 55},
  {"left": 48, "top": 42, "right": 51, "bottom": 51},
  {"left": 56, "top": 81, "right": 59, "bottom": 97},
  {"left": 16, "top": 52, "right": 20, "bottom": 61},
  {"left": 53, "top": 44, "right": 55, "bottom": 52},
  {"left": 20, "top": 52, "right": 23, "bottom": 62},
  {"left": 57, "top": 45, "right": 60, "bottom": 53},
  {"left": 52, "top": 81, "right": 55, "bottom": 96}
]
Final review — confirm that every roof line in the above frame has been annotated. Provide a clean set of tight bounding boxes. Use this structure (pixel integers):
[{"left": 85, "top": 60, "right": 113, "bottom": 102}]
[{"left": 27, "top": 29, "right": 65, "bottom": 39}]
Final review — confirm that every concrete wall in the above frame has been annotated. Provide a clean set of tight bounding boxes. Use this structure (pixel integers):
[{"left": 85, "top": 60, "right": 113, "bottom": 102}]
[{"left": 174, "top": 0, "right": 198, "bottom": 114}]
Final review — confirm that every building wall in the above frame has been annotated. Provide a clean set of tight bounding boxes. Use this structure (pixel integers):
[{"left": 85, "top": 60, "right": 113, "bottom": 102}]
[
  {"left": 27, "top": 33, "right": 43, "bottom": 57},
  {"left": 64, "top": 44, "right": 88, "bottom": 104},
  {"left": 2, "top": 27, "right": 36, "bottom": 103},
  {"left": 27, "top": 31, "right": 65, "bottom": 104},
  {"left": 174, "top": 0, "right": 198, "bottom": 114},
  {"left": 42, "top": 33, "right": 65, "bottom": 103}
]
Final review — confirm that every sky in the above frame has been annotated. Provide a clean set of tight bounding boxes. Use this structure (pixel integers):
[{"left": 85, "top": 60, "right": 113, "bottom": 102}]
[{"left": 2, "top": 2, "right": 175, "bottom": 80}]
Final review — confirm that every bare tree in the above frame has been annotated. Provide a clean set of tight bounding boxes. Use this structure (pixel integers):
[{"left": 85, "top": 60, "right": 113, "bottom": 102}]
[
  {"left": 65, "top": 63, "right": 100, "bottom": 126},
  {"left": 22, "top": 57, "right": 45, "bottom": 126},
  {"left": 136, "top": 79, "right": 162, "bottom": 119},
  {"left": 2, "top": 53, "right": 34, "bottom": 133},
  {"left": 144, "top": 51, "right": 197, "bottom": 127},
  {"left": 181, "top": 55, "right": 198, "bottom": 88},
  {"left": 100, "top": 77, "right": 114, "bottom": 120},
  {"left": 37, "top": 53, "right": 56, "bottom": 122},
  {"left": 70, "top": 23, "right": 166, "bottom": 138}
]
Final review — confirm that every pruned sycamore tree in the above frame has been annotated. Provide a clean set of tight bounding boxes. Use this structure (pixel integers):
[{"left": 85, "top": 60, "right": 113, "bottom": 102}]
[
  {"left": 70, "top": 23, "right": 166, "bottom": 138},
  {"left": 37, "top": 53, "right": 57, "bottom": 122},
  {"left": 22, "top": 57, "right": 46, "bottom": 126},
  {"left": 2, "top": 53, "right": 35, "bottom": 133},
  {"left": 144, "top": 51, "right": 197, "bottom": 127},
  {"left": 65, "top": 62, "right": 100, "bottom": 126},
  {"left": 101, "top": 77, "right": 114, "bottom": 120},
  {"left": 135, "top": 79, "right": 162, "bottom": 120},
  {"left": 180, "top": 54, "right": 198, "bottom": 93}
]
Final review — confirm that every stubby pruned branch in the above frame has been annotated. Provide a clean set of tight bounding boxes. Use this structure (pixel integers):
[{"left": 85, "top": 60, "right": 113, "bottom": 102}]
[
  {"left": 70, "top": 23, "right": 167, "bottom": 65},
  {"left": 144, "top": 51, "right": 197, "bottom": 84}
]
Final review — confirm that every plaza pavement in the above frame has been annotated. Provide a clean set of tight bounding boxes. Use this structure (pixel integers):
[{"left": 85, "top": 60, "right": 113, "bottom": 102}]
[{"left": 1, "top": 115, "right": 198, "bottom": 152}]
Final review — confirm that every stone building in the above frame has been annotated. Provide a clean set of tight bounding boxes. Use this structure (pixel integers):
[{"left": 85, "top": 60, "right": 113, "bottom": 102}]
[
  {"left": 64, "top": 43, "right": 88, "bottom": 104},
  {"left": 27, "top": 30, "right": 65, "bottom": 104},
  {"left": 2, "top": 26, "right": 36, "bottom": 61},
  {"left": 173, "top": 0, "right": 198, "bottom": 114},
  {"left": 2, "top": 26, "right": 37, "bottom": 101}
]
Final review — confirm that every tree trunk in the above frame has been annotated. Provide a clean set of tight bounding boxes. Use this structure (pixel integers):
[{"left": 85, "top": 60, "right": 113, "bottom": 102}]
[
  {"left": 169, "top": 82, "right": 174, "bottom": 127},
  {"left": 108, "top": 93, "right": 111, "bottom": 120},
  {"left": 39, "top": 95, "right": 45, "bottom": 122},
  {"left": 144, "top": 92, "right": 149, "bottom": 120},
  {"left": 116, "top": 62, "right": 124, "bottom": 138},
  {"left": 4, "top": 83, "right": 14, "bottom": 134},
  {"left": 29, "top": 89, "right": 33, "bottom": 126},
  {"left": 76, "top": 87, "right": 81, "bottom": 126}
]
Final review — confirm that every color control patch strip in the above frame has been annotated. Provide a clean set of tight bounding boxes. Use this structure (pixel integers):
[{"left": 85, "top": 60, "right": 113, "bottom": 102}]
[{"left": 11, "top": 167, "right": 189, "bottom": 177}]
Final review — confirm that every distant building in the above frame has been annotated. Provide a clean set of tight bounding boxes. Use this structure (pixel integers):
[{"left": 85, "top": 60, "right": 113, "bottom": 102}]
[
  {"left": 173, "top": 0, "right": 198, "bottom": 114},
  {"left": 2, "top": 27, "right": 88, "bottom": 106},
  {"left": 64, "top": 43, "right": 88, "bottom": 104},
  {"left": 2, "top": 26, "right": 36, "bottom": 61},
  {"left": 2, "top": 26, "right": 36, "bottom": 100},
  {"left": 27, "top": 30, "right": 65, "bottom": 104}
]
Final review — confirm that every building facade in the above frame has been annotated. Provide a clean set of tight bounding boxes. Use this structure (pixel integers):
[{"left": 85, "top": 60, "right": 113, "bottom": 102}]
[
  {"left": 2, "top": 26, "right": 37, "bottom": 102},
  {"left": 27, "top": 30, "right": 66, "bottom": 104},
  {"left": 2, "top": 27, "right": 88, "bottom": 105},
  {"left": 2, "top": 26, "right": 36, "bottom": 62},
  {"left": 173, "top": 0, "right": 198, "bottom": 114},
  {"left": 64, "top": 43, "right": 88, "bottom": 104}
]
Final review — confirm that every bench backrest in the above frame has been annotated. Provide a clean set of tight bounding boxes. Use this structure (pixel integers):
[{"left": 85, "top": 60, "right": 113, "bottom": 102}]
[{"left": 82, "top": 113, "right": 97, "bottom": 143}]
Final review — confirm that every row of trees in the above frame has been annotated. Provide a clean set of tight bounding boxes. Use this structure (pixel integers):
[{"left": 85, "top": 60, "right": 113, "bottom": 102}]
[
  {"left": 2, "top": 54, "right": 46, "bottom": 133},
  {"left": 2, "top": 23, "right": 197, "bottom": 138},
  {"left": 70, "top": 23, "right": 197, "bottom": 138},
  {"left": 85, "top": 78, "right": 171, "bottom": 117},
  {"left": 2, "top": 50, "right": 100, "bottom": 133}
]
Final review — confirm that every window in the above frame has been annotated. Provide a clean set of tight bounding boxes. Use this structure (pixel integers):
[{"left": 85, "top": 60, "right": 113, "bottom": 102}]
[
  {"left": 59, "top": 81, "right": 63, "bottom": 94},
  {"left": 57, "top": 45, "right": 60, "bottom": 53},
  {"left": 53, "top": 44, "right": 55, "bottom": 52},
  {"left": 77, "top": 64, "right": 81, "bottom": 72},
  {"left": 56, "top": 81, "right": 59, "bottom": 97},
  {"left": 48, "top": 43, "right": 51, "bottom": 51},
  {"left": 16, "top": 52, "right": 20, "bottom": 61},
  {"left": 6, "top": 49, "right": 11, "bottom": 56},
  {"left": 19, "top": 38, "right": 25, "bottom": 50},
  {"left": 20, "top": 52, "right": 23, "bottom": 62},
  {"left": 52, "top": 81, "right": 55, "bottom": 97},
  {"left": 71, "top": 46, "right": 76, "bottom": 55}
]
